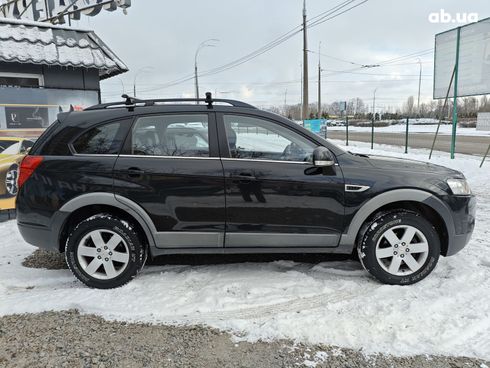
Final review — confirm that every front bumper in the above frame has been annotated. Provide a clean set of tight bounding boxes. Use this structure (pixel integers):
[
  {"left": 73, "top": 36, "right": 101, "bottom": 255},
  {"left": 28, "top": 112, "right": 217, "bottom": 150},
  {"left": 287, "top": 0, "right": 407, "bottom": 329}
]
[{"left": 444, "top": 195, "right": 476, "bottom": 256}]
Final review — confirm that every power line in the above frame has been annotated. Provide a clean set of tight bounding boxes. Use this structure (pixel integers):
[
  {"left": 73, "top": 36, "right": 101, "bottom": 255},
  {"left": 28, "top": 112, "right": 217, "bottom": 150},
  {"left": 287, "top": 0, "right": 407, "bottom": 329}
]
[
  {"left": 102, "top": 76, "right": 432, "bottom": 98},
  {"left": 307, "top": 0, "right": 369, "bottom": 28},
  {"left": 136, "top": 0, "right": 370, "bottom": 94},
  {"left": 317, "top": 48, "right": 434, "bottom": 78},
  {"left": 321, "top": 69, "right": 432, "bottom": 77},
  {"left": 307, "top": 49, "right": 364, "bottom": 66},
  {"left": 378, "top": 49, "right": 433, "bottom": 66}
]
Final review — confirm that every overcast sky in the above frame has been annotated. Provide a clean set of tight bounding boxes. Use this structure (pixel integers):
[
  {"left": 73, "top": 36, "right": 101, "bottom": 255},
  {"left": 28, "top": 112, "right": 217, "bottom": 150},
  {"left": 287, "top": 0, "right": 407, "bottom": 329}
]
[{"left": 75, "top": 0, "right": 489, "bottom": 110}]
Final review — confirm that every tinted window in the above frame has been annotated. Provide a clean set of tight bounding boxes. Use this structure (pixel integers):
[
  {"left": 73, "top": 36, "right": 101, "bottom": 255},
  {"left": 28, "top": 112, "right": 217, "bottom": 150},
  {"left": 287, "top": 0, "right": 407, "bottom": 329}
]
[
  {"left": 73, "top": 122, "right": 125, "bottom": 154},
  {"left": 0, "top": 140, "right": 17, "bottom": 153},
  {"left": 0, "top": 75, "right": 40, "bottom": 88},
  {"left": 131, "top": 114, "right": 209, "bottom": 157},
  {"left": 224, "top": 115, "right": 315, "bottom": 162}
]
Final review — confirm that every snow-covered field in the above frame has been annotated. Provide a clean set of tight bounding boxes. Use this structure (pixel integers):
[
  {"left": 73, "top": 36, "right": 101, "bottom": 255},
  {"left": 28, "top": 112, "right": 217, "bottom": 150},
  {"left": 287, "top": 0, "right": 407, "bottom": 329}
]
[
  {"left": 0, "top": 142, "right": 489, "bottom": 360},
  {"left": 328, "top": 123, "right": 490, "bottom": 136}
]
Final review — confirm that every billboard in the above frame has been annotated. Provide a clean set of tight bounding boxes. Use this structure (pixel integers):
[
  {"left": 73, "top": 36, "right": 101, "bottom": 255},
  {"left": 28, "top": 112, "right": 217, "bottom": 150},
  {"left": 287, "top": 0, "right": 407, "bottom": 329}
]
[
  {"left": 5, "top": 106, "right": 49, "bottom": 129},
  {"left": 434, "top": 17, "right": 490, "bottom": 99},
  {"left": 303, "top": 119, "right": 323, "bottom": 133},
  {"left": 0, "top": 88, "right": 99, "bottom": 130}
]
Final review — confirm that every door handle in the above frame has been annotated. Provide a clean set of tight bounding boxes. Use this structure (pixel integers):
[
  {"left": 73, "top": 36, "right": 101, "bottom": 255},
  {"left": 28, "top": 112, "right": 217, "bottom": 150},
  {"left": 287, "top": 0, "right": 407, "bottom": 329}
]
[{"left": 127, "top": 167, "right": 145, "bottom": 178}]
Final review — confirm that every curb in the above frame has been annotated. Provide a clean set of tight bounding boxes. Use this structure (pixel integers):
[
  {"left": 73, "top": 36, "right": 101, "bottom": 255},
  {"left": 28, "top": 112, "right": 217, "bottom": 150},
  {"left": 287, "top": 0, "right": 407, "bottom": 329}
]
[{"left": 0, "top": 209, "right": 16, "bottom": 223}]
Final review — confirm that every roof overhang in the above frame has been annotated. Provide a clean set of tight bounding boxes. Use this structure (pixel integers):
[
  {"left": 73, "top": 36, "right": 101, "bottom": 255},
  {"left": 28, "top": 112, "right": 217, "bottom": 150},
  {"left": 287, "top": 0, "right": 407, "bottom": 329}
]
[{"left": 0, "top": 18, "right": 128, "bottom": 80}]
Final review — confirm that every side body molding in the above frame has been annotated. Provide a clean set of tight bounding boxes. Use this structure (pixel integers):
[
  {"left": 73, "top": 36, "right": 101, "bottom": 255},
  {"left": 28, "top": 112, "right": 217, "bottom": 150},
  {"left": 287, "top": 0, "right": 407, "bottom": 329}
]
[
  {"left": 59, "top": 192, "right": 157, "bottom": 248},
  {"left": 339, "top": 188, "right": 455, "bottom": 249}
]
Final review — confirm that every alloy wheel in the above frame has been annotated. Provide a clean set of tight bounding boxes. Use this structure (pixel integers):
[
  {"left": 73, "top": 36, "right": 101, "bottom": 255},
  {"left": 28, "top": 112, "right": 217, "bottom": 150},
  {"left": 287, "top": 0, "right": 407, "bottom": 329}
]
[
  {"left": 5, "top": 167, "right": 18, "bottom": 196},
  {"left": 375, "top": 225, "right": 429, "bottom": 276},
  {"left": 77, "top": 229, "right": 130, "bottom": 280}
]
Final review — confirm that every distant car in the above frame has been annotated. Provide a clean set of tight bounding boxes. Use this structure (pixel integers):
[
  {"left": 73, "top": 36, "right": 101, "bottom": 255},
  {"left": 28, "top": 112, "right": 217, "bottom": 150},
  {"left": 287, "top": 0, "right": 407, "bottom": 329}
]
[{"left": 0, "top": 138, "right": 35, "bottom": 197}]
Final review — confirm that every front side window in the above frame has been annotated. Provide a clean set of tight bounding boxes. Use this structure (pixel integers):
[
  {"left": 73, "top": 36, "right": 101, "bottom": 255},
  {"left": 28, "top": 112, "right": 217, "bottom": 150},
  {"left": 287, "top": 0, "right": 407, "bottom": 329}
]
[
  {"left": 131, "top": 114, "right": 209, "bottom": 157},
  {"left": 224, "top": 115, "right": 315, "bottom": 162},
  {"left": 72, "top": 121, "right": 125, "bottom": 154}
]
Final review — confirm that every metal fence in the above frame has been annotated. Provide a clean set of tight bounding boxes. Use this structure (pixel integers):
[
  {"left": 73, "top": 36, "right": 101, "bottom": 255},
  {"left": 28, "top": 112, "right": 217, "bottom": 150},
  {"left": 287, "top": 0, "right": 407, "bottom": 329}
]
[
  {"left": 315, "top": 118, "right": 489, "bottom": 167},
  {"left": 231, "top": 120, "right": 489, "bottom": 167}
]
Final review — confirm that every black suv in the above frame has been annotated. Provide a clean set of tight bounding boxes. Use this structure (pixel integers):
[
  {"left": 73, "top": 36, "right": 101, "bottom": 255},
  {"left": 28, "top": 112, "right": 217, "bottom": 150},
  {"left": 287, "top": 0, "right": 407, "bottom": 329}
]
[{"left": 16, "top": 94, "right": 476, "bottom": 289}]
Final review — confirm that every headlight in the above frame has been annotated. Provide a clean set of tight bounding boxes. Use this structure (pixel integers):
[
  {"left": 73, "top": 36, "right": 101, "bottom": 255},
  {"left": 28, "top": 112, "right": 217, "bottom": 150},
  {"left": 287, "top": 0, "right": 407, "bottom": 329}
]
[{"left": 447, "top": 178, "right": 472, "bottom": 195}]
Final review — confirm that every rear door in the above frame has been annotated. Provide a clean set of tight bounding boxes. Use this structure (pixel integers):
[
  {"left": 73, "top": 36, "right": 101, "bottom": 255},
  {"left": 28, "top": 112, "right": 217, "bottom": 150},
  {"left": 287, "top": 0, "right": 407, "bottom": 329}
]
[
  {"left": 113, "top": 112, "right": 225, "bottom": 248},
  {"left": 218, "top": 113, "right": 345, "bottom": 248}
]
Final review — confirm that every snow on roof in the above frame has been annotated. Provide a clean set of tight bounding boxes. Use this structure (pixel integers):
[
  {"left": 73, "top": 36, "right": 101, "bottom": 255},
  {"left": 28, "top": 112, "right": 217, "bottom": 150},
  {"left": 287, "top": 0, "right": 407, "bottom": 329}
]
[{"left": 0, "top": 18, "right": 128, "bottom": 80}]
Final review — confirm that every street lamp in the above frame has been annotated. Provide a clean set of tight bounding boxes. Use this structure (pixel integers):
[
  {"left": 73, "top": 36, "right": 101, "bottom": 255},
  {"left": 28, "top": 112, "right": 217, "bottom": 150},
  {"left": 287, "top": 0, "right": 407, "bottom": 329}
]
[
  {"left": 133, "top": 66, "right": 154, "bottom": 98},
  {"left": 416, "top": 58, "right": 422, "bottom": 115},
  {"left": 195, "top": 39, "right": 219, "bottom": 102},
  {"left": 371, "top": 88, "right": 378, "bottom": 149}
]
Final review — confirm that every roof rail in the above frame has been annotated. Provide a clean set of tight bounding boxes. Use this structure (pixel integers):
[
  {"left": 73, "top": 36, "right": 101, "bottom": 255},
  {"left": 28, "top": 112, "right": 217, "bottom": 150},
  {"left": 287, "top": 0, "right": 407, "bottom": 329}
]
[{"left": 85, "top": 92, "right": 255, "bottom": 111}]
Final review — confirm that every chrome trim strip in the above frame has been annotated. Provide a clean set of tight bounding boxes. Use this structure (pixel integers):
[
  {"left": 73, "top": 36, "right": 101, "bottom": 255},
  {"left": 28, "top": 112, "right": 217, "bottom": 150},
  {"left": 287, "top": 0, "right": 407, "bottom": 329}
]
[
  {"left": 72, "top": 153, "right": 119, "bottom": 157},
  {"left": 345, "top": 184, "right": 370, "bottom": 192},
  {"left": 221, "top": 158, "right": 311, "bottom": 165},
  {"left": 118, "top": 154, "right": 219, "bottom": 160},
  {"left": 314, "top": 160, "right": 335, "bottom": 166}
]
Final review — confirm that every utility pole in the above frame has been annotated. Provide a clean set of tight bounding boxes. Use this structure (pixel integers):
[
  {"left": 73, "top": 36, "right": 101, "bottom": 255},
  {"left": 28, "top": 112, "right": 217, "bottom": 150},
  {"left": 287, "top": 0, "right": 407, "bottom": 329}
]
[
  {"left": 300, "top": 62, "right": 303, "bottom": 120},
  {"left": 302, "top": 0, "right": 309, "bottom": 121},
  {"left": 417, "top": 58, "right": 422, "bottom": 115},
  {"left": 317, "top": 41, "right": 321, "bottom": 119}
]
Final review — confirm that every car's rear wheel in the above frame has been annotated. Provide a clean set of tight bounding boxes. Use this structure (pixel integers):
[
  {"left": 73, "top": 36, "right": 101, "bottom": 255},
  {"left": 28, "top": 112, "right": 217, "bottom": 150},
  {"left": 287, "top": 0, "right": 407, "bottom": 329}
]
[
  {"left": 5, "top": 164, "right": 19, "bottom": 197},
  {"left": 357, "top": 209, "right": 440, "bottom": 285},
  {"left": 65, "top": 214, "right": 146, "bottom": 289}
]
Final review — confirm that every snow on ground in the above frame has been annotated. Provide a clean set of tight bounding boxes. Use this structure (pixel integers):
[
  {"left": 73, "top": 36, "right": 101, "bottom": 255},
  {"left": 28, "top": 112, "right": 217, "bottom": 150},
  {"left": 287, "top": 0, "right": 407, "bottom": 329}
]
[
  {"left": 0, "top": 142, "right": 489, "bottom": 360},
  {"left": 327, "top": 123, "right": 490, "bottom": 136}
]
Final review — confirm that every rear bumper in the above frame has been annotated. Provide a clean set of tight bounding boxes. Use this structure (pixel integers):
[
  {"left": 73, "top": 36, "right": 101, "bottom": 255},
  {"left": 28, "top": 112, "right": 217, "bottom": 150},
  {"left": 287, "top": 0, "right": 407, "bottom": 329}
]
[
  {"left": 17, "top": 211, "right": 69, "bottom": 252},
  {"left": 17, "top": 222, "right": 59, "bottom": 252}
]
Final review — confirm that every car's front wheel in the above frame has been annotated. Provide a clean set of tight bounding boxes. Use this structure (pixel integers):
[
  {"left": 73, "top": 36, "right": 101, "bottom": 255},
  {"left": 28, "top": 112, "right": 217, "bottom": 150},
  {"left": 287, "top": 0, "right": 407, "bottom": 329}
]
[
  {"left": 5, "top": 164, "right": 19, "bottom": 197},
  {"left": 357, "top": 209, "right": 440, "bottom": 285},
  {"left": 65, "top": 214, "right": 146, "bottom": 289}
]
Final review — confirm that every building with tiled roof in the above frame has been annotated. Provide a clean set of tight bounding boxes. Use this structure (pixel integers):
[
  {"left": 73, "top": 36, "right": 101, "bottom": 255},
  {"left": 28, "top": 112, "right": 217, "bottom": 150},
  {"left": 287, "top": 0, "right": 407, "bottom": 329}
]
[{"left": 0, "top": 18, "right": 127, "bottom": 131}]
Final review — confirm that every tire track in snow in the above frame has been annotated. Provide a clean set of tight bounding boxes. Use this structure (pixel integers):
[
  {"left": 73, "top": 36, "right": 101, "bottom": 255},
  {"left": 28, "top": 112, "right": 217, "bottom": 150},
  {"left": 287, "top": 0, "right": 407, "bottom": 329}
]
[{"left": 156, "top": 287, "right": 374, "bottom": 324}]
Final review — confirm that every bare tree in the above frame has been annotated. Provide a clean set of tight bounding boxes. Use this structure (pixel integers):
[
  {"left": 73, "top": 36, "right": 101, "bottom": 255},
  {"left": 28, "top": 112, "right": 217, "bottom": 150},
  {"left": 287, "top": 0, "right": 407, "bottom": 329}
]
[{"left": 403, "top": 96, "right": 415, "bottom": 116}]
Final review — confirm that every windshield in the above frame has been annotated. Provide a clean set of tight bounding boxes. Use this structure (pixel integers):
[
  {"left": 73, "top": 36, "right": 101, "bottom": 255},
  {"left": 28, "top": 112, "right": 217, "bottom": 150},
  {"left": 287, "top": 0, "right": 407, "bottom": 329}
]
[{"left": 0, "top": 140, "right": 19, "bottom": 154}]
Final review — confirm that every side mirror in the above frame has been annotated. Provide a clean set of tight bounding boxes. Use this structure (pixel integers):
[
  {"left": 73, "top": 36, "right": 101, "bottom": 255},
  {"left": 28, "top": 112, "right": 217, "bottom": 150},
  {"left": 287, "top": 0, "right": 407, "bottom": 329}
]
[{"left": 313, "top": 146, "right": 335, "bottom": 167}]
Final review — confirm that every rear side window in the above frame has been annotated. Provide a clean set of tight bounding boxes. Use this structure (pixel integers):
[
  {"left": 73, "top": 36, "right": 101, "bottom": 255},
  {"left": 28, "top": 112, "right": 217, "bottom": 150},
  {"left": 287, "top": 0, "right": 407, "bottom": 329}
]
[
  {"left": 130, "top": 114, "right": 209, "bottom": 157},
  {"left": 72, "top": 121, "right": 126, "bottom": 155}
]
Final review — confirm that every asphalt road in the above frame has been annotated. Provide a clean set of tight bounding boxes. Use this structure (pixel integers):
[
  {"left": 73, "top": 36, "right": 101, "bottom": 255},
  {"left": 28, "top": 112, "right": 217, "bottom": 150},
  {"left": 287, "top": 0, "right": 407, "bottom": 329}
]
[{"left": 326, "top": 130, "right": 490, "bottom": 156}]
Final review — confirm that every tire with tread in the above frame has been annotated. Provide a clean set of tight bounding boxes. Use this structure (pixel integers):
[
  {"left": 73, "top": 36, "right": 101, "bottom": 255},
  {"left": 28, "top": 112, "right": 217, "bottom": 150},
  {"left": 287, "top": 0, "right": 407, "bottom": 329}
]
[
  {"left": 357, "top": 209, "right": 440, "bottom": 285},
  {"left": 65, "top": 214, "right": 146, "bottom": 289}
]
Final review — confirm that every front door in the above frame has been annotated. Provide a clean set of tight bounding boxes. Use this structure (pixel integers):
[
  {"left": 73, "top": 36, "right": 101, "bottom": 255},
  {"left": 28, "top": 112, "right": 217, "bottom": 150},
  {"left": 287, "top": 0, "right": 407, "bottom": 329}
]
[
  {"left": 113, "top": 112, "right": 225, "bottom": 248},
  {"left": 218, "top": 114, "right": 345, "bottom": 248}
]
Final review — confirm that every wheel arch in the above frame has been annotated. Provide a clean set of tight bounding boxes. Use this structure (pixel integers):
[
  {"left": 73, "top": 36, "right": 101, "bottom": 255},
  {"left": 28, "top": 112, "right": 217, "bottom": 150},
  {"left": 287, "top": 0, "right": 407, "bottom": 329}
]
[
  {"left": 57, "top": 193, "right": 156, "bottom": 253},
  {"left": 339, "top": 189, "right": 454, "bottom": 256}
]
